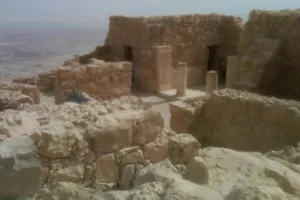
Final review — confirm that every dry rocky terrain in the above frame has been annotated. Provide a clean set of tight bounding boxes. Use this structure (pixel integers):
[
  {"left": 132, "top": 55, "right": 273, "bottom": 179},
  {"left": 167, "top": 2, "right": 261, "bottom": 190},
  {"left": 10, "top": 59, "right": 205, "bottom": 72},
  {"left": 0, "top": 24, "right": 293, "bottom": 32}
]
[
  {"left": 1, "top": 8, "right": 300, "bottom": 200},
  {"left": 1, "top": 91, "right": 300, "bottom": 200}
]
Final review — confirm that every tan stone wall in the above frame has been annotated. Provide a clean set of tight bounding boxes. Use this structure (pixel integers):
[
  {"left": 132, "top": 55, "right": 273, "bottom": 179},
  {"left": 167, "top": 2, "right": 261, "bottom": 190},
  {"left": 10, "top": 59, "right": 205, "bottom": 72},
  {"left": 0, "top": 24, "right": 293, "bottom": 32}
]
[
  {"left": 83, "top": 14, "right": 243, "bottom": 92},
  {"left": 1, "top": 97, "right": 202, "bottom": 189},
  {"left": 146, "top": 14, "right": 243, "bottom": 67},
  {"left": 54, "top": 59, "right": 132, "bottom": 103},
  {"left": 230, "top": 9, "right": 300, "bottom": 100},
  {"left": 170, "top": 89, "right": 300, "bottom": 152}
]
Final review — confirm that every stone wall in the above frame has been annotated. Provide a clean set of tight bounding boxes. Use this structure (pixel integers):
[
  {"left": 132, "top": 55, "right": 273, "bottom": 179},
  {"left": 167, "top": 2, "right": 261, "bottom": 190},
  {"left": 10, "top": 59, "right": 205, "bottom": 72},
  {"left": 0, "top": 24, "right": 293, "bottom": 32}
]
[
  {"left": 145, "top": 14, "right": 243, "bottom": 67},
  {"left": 54, "top": 59, "right": 132, "bottom": 104},
  {"left": 81, "top": 14, "right": 243, "bottom": 92},
  {"left": 170, "top": 89, "right": 300, "bottom": 152},
  {"left": 229, "top": 9, "right": 300, "bottom": 100},
  {"left": 0, "top": 97, "right": 201, "bottom": 191}
]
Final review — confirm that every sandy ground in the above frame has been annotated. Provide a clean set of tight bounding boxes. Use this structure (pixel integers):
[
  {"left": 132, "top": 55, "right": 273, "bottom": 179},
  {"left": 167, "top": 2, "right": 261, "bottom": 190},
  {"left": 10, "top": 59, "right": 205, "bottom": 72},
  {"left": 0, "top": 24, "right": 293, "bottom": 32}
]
[{"left": 40, "top": 87, "right": 207, "bottom": 128}]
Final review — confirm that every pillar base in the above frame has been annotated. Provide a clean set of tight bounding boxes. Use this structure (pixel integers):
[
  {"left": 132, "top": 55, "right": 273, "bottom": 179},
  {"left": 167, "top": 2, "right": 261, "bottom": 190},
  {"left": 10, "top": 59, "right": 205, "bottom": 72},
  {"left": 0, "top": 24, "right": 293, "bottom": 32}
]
[{"left": 206, "top": 70, "right": 218, "bottom": 95}]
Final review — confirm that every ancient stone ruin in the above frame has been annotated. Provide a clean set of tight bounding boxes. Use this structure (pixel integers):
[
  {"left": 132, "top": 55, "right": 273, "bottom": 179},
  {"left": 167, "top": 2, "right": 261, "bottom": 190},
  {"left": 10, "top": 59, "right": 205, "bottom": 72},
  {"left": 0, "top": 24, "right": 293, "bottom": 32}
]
[{"left": 1, "top": 8, "right": 300, "bottom": 200}]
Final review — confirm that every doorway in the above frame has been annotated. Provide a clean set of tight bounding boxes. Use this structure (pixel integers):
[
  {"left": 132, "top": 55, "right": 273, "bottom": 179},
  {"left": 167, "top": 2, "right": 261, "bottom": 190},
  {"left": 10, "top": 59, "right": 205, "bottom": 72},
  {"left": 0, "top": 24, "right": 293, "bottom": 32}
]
[
  {"left": 123, "top": 46, "right": 137, "bottom": 89},
  {"left": 124, "top": 46, "right": 133, "bottom": 62},
  {"left": 207, "top": 45, "right": 226, "bottom": 84}
]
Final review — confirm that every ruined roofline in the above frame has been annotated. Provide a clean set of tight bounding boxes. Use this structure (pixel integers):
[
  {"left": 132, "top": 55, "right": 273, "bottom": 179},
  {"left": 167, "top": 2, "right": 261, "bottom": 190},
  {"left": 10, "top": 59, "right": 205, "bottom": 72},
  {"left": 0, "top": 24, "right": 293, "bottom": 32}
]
[
  {"left": 248, "top": 8, "right": 300, "bottom": 21},
  {"left": 109, "top": 12, "right": 243, "bottom": 21}
]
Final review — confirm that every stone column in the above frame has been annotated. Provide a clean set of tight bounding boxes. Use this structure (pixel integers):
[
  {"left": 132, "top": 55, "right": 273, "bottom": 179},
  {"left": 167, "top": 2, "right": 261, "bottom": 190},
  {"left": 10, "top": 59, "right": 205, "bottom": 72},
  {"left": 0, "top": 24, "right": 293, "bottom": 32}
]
[
  {"left": 206, "top": 70, "right": 218, "bottom": 95},
  {"left": 176, "top": 62, "right": 188, "bottom": 97},
  {"left": 154, "top": 46, "right": 172, "bottom": 92}
]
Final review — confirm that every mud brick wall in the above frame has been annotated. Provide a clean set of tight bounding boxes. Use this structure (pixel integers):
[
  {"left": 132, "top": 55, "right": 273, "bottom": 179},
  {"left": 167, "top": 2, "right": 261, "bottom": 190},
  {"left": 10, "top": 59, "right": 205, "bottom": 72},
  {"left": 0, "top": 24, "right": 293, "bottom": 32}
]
[
  {"left": 170, "top": 89, "right": 300, "bottom": 152},
  {"left": 54, "top": 59, "right": 132, "bottom": 103}
]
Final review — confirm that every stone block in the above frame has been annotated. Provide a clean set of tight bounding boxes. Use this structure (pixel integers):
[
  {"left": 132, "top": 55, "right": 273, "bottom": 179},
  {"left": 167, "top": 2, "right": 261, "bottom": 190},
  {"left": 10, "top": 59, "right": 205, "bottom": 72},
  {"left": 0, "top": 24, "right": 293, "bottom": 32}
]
[
  {"left": 168, "top": 134, "right": 201, "bottom": 164},
  {"left": 0, "top": 136, "right": 41, "bottom": 198},
  {"left": 133, "top": 109, "right": 164, "bottom": 145},
  {"left": 95, "top": 153, "right": 119, "bottom": 183}
]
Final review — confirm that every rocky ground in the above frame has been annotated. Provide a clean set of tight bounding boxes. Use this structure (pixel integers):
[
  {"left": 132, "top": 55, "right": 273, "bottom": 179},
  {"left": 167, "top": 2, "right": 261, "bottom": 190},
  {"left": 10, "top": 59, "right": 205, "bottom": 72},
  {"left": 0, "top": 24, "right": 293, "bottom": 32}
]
[{"left": 0, "top": 93, "right": 300, "bottom": 200}]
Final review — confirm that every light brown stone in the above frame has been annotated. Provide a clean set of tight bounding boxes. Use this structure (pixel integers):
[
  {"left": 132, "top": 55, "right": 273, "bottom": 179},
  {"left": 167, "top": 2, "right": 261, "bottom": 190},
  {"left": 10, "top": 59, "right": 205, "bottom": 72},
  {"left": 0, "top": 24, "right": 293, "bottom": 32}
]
[
  {"left": 95, "top": 153, "right": 119, "bottom": 183},
  {"left": 168, "top": 133, "right": 201, "bottom": 164},
  {"left": 143, "top": 131, "right": 170, "bottom": 163}
]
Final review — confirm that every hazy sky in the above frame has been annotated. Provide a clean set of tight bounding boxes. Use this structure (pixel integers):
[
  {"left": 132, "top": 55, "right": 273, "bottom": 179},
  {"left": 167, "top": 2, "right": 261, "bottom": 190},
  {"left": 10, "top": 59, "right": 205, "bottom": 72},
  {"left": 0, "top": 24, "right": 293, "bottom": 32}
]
[{"left": 0, "top": 0, "right": 299, "bottom": 25}]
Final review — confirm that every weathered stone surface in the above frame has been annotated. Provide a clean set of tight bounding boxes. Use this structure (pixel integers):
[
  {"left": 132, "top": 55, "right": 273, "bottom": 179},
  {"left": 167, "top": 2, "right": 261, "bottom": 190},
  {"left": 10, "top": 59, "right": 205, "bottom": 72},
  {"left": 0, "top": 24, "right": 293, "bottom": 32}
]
[
  {"left": 143, "top": 131, "right": 170, "bottom": 163},
  {"left": 120, "top": 164, "right": 136, "bottom": 189},
  {"left": 183, "top": 156, "right": 209, "bottom": 185},
  {"left": 33, "top": 182, "right": 97, "bottom": 200},
  {"left": 133, "top": 109, "right": 164, "bottom": 145},
  {"left": 169, "top": 99, "right": 203, "bottom": 133},
  {"left": 116, "top": 146, "right": 145, "bottom": 165},
  {"left": 0, "top": 89, "right": 33, "bottom": 111},
  {"left": 51, "top": 161, "right": 84, "bottom": 183},
  {"left": 13, "top": 70, "right": 56, "bottom": 92},
  {"left": 55, "top": 60, "right": 132, "bottom": 103},
  {"left": 95, "top": 153, "right": 119, "bottom": 183},
  {"left": 126, "top": 182, "right": 164, "bottom": 200},
  {"left": 168, "top": 133, "right": 201, "bottom": 164},
  {"left": 0, "top": 81, "right": 40, "bottom": 104},
  {"left": 0, "top": 136, "right": 41, "bottom": 198},
  {"left": 85, "top": 121, "right": 133, "bottom": 153},
  {"left": 173, "top": 89, "right": 300, "bottom": 151},
  {"left": 163, "top": 178, "right": 223, "bottom": 200},
  {"left": 134, "top": 159, "right": 181, "bottom": 187},
  {"left": 37, "top": 123, "right": 78, "bottom": 158},
  {"left": 225, "top": 186, "right": 288, "bottom": 200},
  {"left": 231, "top": 9, "right": 300, "bottom": 100},
  {"left": 200, "top": 147, "right": 300, "bottom": 198}
]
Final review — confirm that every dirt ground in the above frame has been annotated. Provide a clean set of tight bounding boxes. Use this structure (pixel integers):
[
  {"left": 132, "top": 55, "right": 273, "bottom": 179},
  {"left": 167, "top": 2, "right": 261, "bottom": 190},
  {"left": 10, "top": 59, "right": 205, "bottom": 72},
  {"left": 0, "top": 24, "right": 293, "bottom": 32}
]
[{"left": 40, "top": 87, "right": 207, "bottom": 128}]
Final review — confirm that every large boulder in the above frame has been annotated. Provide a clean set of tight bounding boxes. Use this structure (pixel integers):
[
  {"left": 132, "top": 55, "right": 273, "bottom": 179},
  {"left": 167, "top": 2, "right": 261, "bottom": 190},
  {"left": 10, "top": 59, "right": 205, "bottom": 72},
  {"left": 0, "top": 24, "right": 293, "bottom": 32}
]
[{"left": 0, "top": 136, "right": 41, "bottom": 198}]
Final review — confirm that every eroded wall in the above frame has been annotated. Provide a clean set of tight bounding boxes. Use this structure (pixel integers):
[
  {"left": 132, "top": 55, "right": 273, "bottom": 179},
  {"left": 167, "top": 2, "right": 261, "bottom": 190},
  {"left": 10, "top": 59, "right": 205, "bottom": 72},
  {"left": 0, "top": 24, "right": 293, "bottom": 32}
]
[
  {"left": 170, "top": 89, "right": 300, "bottom": 152},
  {"left": 54, "top": 59, "right": 132, "bottom": 103},
  {"left": 230, "top": 9, "right": 300, "bottom": 100}
]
